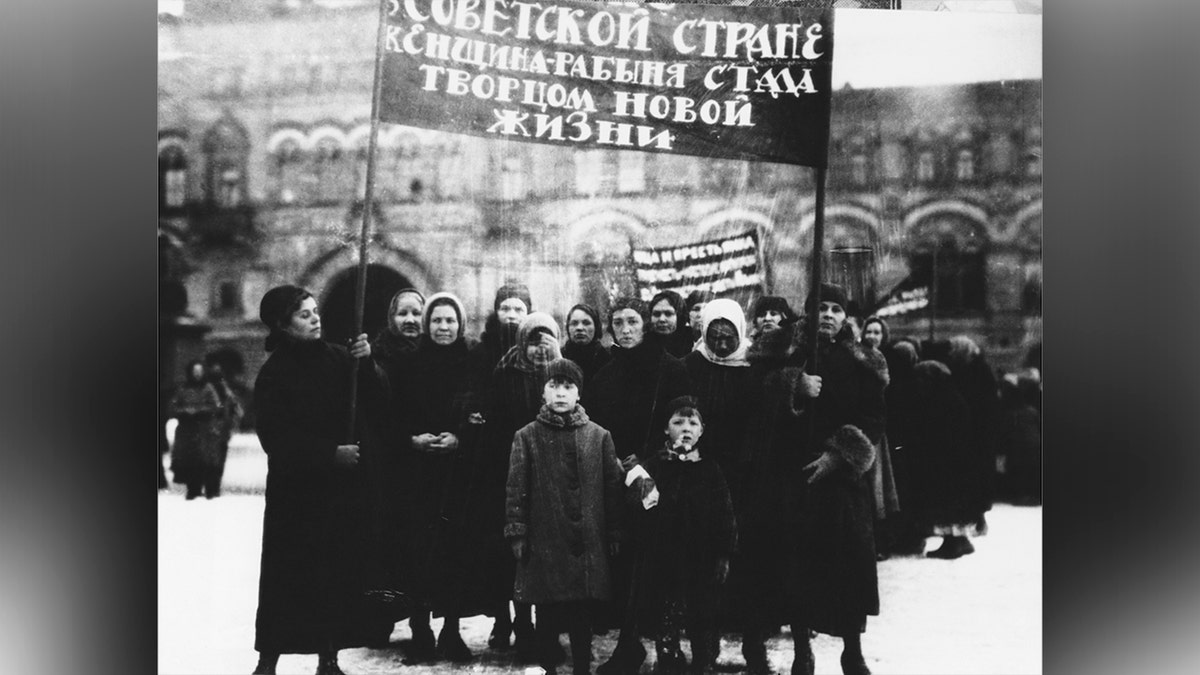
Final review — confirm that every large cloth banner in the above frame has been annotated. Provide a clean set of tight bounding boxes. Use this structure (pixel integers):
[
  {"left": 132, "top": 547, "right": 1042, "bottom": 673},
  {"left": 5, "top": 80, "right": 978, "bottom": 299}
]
[
  {"left": 632, "top": 230, "right": 763, "bottom": 301},
  {"left": 380, "top": 0, "right": 835, "bottom": 167}
]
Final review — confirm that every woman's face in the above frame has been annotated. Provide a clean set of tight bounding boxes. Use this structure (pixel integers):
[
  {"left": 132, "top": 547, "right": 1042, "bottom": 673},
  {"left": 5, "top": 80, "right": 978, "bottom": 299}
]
[
  {"left": 567, "top": 309, "right": 596, "bottom": 345},
  {"left": 391, "top": 294, "right": 424, "bottom": 338},
  {"left": 755, "top": 309, "right": 785, "bottom": 332},
  {"left": 651, "top": 299, "right": 678, "bottom": 335},
  {"left": 283, "top": 297, "right": 321, "bottom": 341},
  {"left": 189, "top": 363, "right": 205, "bottom": 381},
  {"left": 705, "top": 319, "right": 739, "bottom": 358},
  {"left": 497, "top": 297, "right": 528, "bottom": 326},
  {"left": 862, "top": 321, "right": 884, "bottom": 349},
  {"left": 689, "top": 302, "right": 705, "bottom": 331},
  {"left": 611, "top": 309, "right": 644, "bottom": 349},
  {"left": 428, "top": 304, "right": 460, "bottom": 346}
]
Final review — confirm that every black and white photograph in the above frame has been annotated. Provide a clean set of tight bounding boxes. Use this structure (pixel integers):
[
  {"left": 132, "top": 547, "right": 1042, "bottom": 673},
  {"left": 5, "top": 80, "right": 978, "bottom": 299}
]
[{"left": 157, "top": 1, "right": 1042, "bottom": 673}]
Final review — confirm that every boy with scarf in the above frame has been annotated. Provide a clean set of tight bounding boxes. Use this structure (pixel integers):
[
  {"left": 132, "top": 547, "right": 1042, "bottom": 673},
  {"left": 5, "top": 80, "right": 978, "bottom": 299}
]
[
  {"left": 505, "top": 359, "right": 625, "bottom": 674},
  {"left": 613, "top": 396, "right": 737, "bottom": 674}
]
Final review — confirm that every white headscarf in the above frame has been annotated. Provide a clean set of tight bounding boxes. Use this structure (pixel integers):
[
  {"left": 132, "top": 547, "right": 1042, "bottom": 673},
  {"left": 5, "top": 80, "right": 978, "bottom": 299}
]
[{"left": 695, "top": 298, "right": 750, "bottom": 367}]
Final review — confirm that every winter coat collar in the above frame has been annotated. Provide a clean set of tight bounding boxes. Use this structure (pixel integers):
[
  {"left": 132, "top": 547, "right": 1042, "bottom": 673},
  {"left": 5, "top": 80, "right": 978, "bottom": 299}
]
[
  {"left": 657, "top": 440, "right": 703, "bottom": 462},
  {"left": 536, "top": 403, "right": 590, "bottom": 429}
]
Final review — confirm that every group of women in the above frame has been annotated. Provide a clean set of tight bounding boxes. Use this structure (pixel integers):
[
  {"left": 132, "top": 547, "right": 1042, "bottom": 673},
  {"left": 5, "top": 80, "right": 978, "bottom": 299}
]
[{"left": 248, "top": 281, "right": 1004, "bottom": 675}]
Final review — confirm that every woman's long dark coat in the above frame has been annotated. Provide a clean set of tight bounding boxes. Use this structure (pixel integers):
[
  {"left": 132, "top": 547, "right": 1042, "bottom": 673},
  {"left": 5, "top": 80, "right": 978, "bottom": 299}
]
[
  {"left": 252, "top": 338, "right": 392, "bottom": 654},
  {"left": 583, "top": 340, "right": 692, "bottom": 462},
  {"left": 392, "top": 335, "right": 487, "bottom": 617},
  {"left": 724, "top": 325, "right": 803, "bottom": 630},
  {"left": 905, "top": 362, "right": 985, "bottom": 531},
  {"left": 168, "top": 382, "right": 225, "bottom": 486},
  {"left": 782, "top": 324, "right": 886, "bottom": 637},
  {"left": 562, "top": 339, "right": 612, "bottom": 388},
  {"left": 683, "top": 351, "right": 754, "bottom": 474}
]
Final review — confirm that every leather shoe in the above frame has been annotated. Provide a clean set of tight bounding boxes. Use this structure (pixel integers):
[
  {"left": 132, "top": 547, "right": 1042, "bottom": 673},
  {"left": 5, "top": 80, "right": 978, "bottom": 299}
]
[{"left": 840, "top": 651, "right": 871, "bottom": 675}]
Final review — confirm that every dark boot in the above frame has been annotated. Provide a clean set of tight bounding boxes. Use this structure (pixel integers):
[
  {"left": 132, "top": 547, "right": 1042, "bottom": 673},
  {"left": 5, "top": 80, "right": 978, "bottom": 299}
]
[
  {"left": 742, "top": 630, "right": 772, "bottom": 674},
  {"left": 404, "top": 614, "right": 436, "bottom": 664},
  {"left": 251, "top": 652, "right": 278, "bottom": 674},
  {"left": 597, "top": 635, "right": 647, "bottom": 675},
  {"left": 315, "top": 651, "right": 345, "bottom": 675},
  {"left": 687, "top": 630, "right": 717, "bottom": 674},
  {"left": 654, "top": 639, "right": 687, "bottom": 673},
  {"left": 185, "top": 482, "right": 202, "bottom": 500},
  {"left": 514, "top": 620, "right": 538, "bottom": 663},
  {"left": 840, "top": 636, "right": 870, "bottom": 675},
  {"left": 437, "top": 627, "right": 473, "bottom": 662},
  {"left": 570, "top": 622, "right": 594, "bottom": 674},
  {"left": 927, "top": 536, "right": 975, "bottom": 559},
  {"left": 487, "top": 607, "right": 511, "bottom": 648},
  {"left": 790, "top": 632, "right": 813, "bottom": 675}
]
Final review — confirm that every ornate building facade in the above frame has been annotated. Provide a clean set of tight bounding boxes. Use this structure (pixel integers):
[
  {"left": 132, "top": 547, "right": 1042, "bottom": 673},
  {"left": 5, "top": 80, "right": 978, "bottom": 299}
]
[{"left": 159, "top": 1, "right": 1041, "bottom": 389}]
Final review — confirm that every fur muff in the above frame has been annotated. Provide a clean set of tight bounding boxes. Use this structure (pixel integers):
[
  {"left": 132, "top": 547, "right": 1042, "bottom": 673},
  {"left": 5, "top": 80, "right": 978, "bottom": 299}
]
[{"left": 823, "top": 424, "right": 876, "bottom": 476}]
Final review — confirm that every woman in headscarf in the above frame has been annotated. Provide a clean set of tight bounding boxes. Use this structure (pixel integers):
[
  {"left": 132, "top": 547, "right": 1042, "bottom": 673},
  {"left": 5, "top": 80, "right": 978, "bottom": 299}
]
[
  {"left": 250, "top": 285, "right": 395, "bottom": 675},
  {"left": 168, "top": 360, "right": 226, "bottom": 500},
  {"left": 394, "top": 293, "right": 481, "bottom": 663},
  {"left": 372, "top": 288, "right": 425, "bottom": 369},
  {"left": 679, "top": 297, "right": 754, "bottom": 667},
  {"left": 683, "top": 298, "right": 753, "bottom": 472},
  {"left": 561, "top": 303, "right": 611, "bottom": 387},
  {"left": 647, "top": 289, "right": 696, "bottom": 359},
  {"left": 482, "top": 312, "right": 563, "bottom": 660},
  {"left": 923, "top": 336, "right": 999, "bottom": 559}
]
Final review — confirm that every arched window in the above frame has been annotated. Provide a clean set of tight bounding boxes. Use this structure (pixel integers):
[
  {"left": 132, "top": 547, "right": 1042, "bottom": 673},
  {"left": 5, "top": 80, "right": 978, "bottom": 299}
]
[
  {"left": 916, "top": 151, "right": 936, "bottom": 182},
  {"left": 158, "top": 138, "right": 188, "bottom": 209},
  {"left": 907, "top": 215, "right": 988, "bottom": 313},
  {"left": 574, "top": 149, "right": 605, "bottom": 195},
  {"left": 202, "top": 118, "right": 249, "bottom": 208},
  {"left": 955, "top": 149, "right": 975, "bottom": 181},
  {"left": 985, "top": 129, "right": 1016, "bottom": 176},
  {"left": 269, "top": 136, "right": 305, "bottom": 204},
  {"left": 851, "top": 154, "right": 869, "bottom": 186},
  {"left": 616, "top": 150, "right": 646, "bottom": 193},
  {"left": 312, "top": 136, "right": 350, "bottom": 203}
]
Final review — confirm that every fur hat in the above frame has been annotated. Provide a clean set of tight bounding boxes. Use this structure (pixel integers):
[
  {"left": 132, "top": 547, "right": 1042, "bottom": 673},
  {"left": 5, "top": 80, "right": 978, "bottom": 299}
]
[
  {"left": 804, "top": 282, "right": 850, "bottom": 314},
  {"left": 751, "top": 295, "right": 798, "bottom": 325},
  {"left": 494, "top": 282, "right": 532, "bottom": 313},
  {"left": 545, "top": 358, "right": 584, "bottom": 389}
]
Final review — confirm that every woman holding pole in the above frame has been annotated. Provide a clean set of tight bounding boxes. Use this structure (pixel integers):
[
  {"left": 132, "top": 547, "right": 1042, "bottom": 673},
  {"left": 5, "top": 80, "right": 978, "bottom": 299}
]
[{"left": 250, "top": 285, "right": 395, "bottom": 675}]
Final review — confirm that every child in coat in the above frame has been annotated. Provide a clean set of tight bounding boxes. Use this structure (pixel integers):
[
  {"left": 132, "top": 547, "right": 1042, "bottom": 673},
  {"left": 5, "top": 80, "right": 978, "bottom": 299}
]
[
  {"left": 505, "top": 358, "right": 625, "bottom": 674},
  {"left": 619, "top": 396, "right": 737, "bottom": 674}
]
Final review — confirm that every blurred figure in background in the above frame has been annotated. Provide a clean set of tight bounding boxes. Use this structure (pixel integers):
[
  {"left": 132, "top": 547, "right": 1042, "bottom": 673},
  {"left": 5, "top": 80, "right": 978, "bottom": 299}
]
[
  {"left": 684, "top": 290, "right": 715, "bottom": 342},
  {"left": 168, "top": 360, "right": 226, "bottom": 500},
  {"left": 997, "top": 368, "right": 1042, "bottom": 505},
  {"left": 204, "top": 359, "right": 244, "bottom": 497}
]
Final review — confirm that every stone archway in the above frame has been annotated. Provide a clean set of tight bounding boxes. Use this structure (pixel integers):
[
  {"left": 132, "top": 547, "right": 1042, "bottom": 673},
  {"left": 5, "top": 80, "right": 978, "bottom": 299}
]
[{"left": 318, "top": 264, "right": 412, "bottom": 345}]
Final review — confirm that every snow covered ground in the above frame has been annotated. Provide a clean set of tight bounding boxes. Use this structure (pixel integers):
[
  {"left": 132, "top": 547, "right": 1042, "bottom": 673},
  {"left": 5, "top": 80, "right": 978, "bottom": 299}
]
[{"left": 159, "top": 434, "right": 1041, "bottom": 674}]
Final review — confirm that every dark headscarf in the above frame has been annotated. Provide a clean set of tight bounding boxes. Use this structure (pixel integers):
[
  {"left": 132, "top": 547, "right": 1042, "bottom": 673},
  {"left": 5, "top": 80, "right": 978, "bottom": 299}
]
[
  {"left": 803, "top": 281, "right": 850, "bottom": 314},
  {"left": 564, "top": 303, "right": 604, "bottom": 346},
  {"left": 606, "top": 296, "right": 649, "bottom": 338},
  {"left": 259, "top": 285, "right": 313, "bottom": 352}
]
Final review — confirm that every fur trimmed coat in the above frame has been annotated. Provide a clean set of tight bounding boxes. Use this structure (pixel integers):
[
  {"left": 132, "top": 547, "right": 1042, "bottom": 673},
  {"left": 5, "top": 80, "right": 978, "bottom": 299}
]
[
  {"left": 782, "top": 321, "right": 886, "bottom": 637},
  {"left": 504, "top": 405, "right": 624, "bottom": 604}
]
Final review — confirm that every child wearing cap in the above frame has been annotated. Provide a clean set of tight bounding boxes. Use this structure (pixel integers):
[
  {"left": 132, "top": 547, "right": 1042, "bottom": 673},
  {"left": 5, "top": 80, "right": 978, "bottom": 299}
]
[
  {"left": 611, "top": 396, "right": 737, "bottom": 674},
  {"left": 505, "top": 358, "right": 625, "bottom": 674}
]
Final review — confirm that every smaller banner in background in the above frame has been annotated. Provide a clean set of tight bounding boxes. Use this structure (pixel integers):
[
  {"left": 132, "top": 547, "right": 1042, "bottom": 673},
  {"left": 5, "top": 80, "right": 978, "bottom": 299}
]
[
  {"left": 632, "top": 230, "right": 763, "bottom": 301},
  {"left": 380, "top": 0, "right": 834, "bottom": 167}
]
